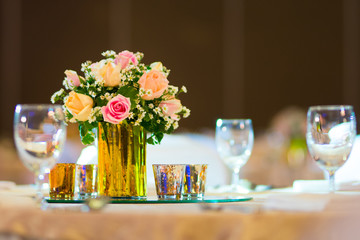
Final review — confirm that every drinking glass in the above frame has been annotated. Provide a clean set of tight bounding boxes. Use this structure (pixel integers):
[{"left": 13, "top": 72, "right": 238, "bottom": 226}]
[
  {"left": 306, "top": 105, "right": 356, "bottom": 192},
  {"left": 215, "top": 119, "right": 254, "bottom": 192},
  {"left": 13, "top": 104, "right": 67, "bottom": 204}
]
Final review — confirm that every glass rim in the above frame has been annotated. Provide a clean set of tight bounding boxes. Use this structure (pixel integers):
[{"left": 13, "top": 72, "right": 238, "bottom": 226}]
[
  {"left": 184, "top": 164, "right": 208, "bottom": 167},
  {"left": 15, "top": 104, "right": 63, "bottom": 108},
  {"left": 216, "top": 118, "right": 252, "bottom": 122},
  {"left": 308, "top": 105, "right": 354, "bottom": 111},
  {"left": 152, "top": 164, "right": 187, "bottom": 166}
]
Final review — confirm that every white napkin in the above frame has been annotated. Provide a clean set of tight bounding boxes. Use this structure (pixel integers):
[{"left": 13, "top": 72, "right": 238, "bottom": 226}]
[
  {"left": 77, "top": 145, "right": 98, "bottom": 165},
  {"left": 293, "top": 180, "right": 360, "bottom": 192},
  {"left": 0, "top": 181, "right": 16, "bottom": 190},
  {"left": 263, "top": 193, "right": 330, "bottom": 212}
]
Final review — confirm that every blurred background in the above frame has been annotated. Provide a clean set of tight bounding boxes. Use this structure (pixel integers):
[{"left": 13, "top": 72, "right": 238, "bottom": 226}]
[{"left": 1, "top": 0, "right": 359, "bottom": 186}]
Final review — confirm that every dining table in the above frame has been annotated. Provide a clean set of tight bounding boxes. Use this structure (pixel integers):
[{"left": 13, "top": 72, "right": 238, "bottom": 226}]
[{"left": 1, "top": 182, "right": 360, "bottom": 240}]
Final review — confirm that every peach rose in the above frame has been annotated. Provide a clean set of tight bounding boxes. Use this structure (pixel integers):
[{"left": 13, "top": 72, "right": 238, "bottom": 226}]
[
  {"left": 65, "top": 70, "right": 81, "bottom": 87},
  {"left": 101, "top": 94, "right": 131, "bottom": 124},
  {"left": 114, "top": 50, "right": 138, "bottom": 69},
  {"left": 91, "top": 60, "right": 122, "bottom": 87},
  {"left": 159, "top": 98, "right": 182, "bottom": 120},
  {"left": 138, "top": 69, "right": 169, "bottom": 100},
  {"left": 65, "top": 91, "right": 94, "bottom": 121}
]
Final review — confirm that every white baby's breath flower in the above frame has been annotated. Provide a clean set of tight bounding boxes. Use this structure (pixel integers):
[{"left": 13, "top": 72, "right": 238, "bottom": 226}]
[
  {"left": 88, "top": 108, "right": 98, "bottom": 123},
  {"left": 89, "top": 91, "right": 96, "bottom": 97},
  {"left": 135, "top": 52, "right": 144, "bottom": 62},
  {"left": 121, "top": 74, "right": 127, "bottom": 81},
  {"left": 148, "top": 114, "right": 153, "bottom": 119},
  {"left": 95, "top": 78, "right": 105, "bottom": 87},
  {"left": 50, "top": 95, "right": 56, "bottom": 104},
  {"left": 50, "top": 88, "right": 65, "bottom": 103},
  {"left": 136, "top": 105, "right": 143, "bottom": 111},
  {"left": 145, "top": 89, "right": 153, "bottom": 96},
  {"left": 156, "top": 120, "right": 161, "bottom": 124},
  {"left": 134, "top": 119, "right": 142, "bottom": 126},
  {"left": 168, "top": 85, "right": 178, "bottom": 95},
  {"left": 104, "top": 93, "right": 112, "bottom": 101},
  {"left": 128, "top": 112, "right": 134, "bottom": 119},
  {"left": 181, "top": 86, "right": 187, "bottom": 93},
  {"left": 88, "top": 115, "right": 96, "bottom": 123},
  {"left": 165, "top": 122, "right": 172, "bottom": 130},
  {"left": 89, "top": 106, "right": 102, "bottom": 121},
  {"left": 154, "top": 107, "right": 161, "bottom": 114},
  {"left": 63, "top": 95, "right": 69, "bottom": 105},
  {"left": 140, "top": 111, "right": 146, "bottom": 119},
  {"left": 173, "top": 121, "right": 179, "bottom": 129},
  {"left": 63, "top": 79, "right": 71, "bottom": 90},
  {"left": 183, "top": 107, "right": 190, "bottom": 118},
  {"left": 102, "top": 50, "right": 116, "bottom": 58},
  {"left": 81, "top": 61, "right": 92, "bottom": 72},
  {"left": 162, "top": 106, "right": 168, "bottom": 113},
  {"left": 100, "top": 95, "right": 105, "bottom": 100},
  {"left": 164, "top": 68, "right": 171, "bottom": 77},
  {"left": 165, "top": 116, "right": 174, "bottom": 124},
  {"left": 139, "top": 88, "right": 145, "bottom": 97},
  {"left": 148, "top": 103, "right": 154, "bottom": 109}
]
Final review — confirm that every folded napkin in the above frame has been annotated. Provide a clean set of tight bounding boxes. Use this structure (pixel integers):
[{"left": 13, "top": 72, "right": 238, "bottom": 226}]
[
  {"left": 263, "top": 193, "right": 330, "bottom": 212},
  {"left": 0, "top": 181, "right": 16, "bottom": 190},
  {"left": 293, "top": 180, "right": 360, "bottom": 192}
]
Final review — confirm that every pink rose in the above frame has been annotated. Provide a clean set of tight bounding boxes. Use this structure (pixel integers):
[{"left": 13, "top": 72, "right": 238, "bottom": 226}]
[
  {"left": 65, "top": 70, "right": 81, "bottom": 87},
  {"left": 159, "top": 98, "right": 182, "bottom": 120},
  {"left": 101, "top": 94, "right": 131, "bottom": 124},
  {"left": 138, "top": 69, "right": 169, "bottom": 100},
  {"left": 114, "top": 50, "right": 138, "bottom": 69}
]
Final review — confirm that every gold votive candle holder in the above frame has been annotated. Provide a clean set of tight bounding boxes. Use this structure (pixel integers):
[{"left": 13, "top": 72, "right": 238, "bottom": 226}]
[{"left": 49, "top": 163, "right": 76, "bottom": 200}]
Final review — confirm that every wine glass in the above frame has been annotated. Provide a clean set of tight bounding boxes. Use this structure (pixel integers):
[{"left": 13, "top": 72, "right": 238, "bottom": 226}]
[
  {"left": 215, "top": 119, "right": 254, "bottom": 192},
  {"left": 306, "top": 105, "right": 356, "bottom": 192},
  {"left": 13, "top": 104, "right": 67, "bottom": 205}
]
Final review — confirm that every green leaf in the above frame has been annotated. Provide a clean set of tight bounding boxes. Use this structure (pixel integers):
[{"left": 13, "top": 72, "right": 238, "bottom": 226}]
[
  {"left": 146, "top": 136, "right": 155, "bottom": 145},
  {"left": 78, "top": 122, "right": 97, "bottom": 145},
  {"left": 81, "top": 132, "right": 95, "bottom": 145},
  {"left": 146, "top": 132, "right": 164, "bottom": 145},
  {"left": 117, "top": 85, "right": 139, "bottom": 109},
  {"left": 155, "top": 132, "right": 164, "bottom": 143}
]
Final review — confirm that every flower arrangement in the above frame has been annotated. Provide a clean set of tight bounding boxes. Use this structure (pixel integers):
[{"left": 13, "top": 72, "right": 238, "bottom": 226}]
[{"left": 51, "top": 50, "right": 190, "bottom": 145}]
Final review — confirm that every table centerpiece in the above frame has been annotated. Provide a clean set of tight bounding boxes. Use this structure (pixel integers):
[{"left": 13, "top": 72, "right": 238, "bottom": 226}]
[{"left": 51, "top": 50, "right": 190, "bottom": 198}]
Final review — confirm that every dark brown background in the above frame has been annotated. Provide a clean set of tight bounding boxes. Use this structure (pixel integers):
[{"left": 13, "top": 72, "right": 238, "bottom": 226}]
[{"left": 1, "top": 0, "right": 359, "bottom": 137}]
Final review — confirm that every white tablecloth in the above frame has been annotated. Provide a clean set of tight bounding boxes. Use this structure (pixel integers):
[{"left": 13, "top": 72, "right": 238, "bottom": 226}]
[{"left": 1, "top": 185, "right": 360, "bottom": 240}]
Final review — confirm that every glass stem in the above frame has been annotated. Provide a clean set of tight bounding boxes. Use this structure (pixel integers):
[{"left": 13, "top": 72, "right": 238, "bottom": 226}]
[
  {"left": 328, "top": 171, "right": 336, "bottom": 193},
  {"left": 231, "top": 169, "right": 240, "bottom": 186},
  {"left": 34, "top": 172, "right": 44, "bottom": 203}
]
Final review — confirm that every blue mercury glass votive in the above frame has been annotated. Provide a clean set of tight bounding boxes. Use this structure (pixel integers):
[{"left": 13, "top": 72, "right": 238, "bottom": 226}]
[
  {"left": 183, "top": 164, "right": 208, "bottom": 199},
  {"left": 153, "top": 164, "right": 186, "bottom": 200}
]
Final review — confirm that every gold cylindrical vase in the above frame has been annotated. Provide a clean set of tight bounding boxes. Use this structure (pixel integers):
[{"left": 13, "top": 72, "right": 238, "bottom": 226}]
[{"left": 97, "top": 122, "right": 147, "bottom": 198}]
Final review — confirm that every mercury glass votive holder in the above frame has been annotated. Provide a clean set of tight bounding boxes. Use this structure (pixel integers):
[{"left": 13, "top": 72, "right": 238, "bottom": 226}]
[
  {"left": 49, "top": 163, "right": 76, "bottom": 200},
  {"left": 75, "top": 164, "right": 98, "bottom": 199},
  {"left": 183, "top": 164, "right": 208, "bottom": 199},
  {"left": 153, "top": 164, "right": 186, "bottom": 200}
]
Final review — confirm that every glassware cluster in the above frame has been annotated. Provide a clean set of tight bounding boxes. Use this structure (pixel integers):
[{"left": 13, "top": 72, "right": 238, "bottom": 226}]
[{"left": 13, "top": 104, "right": 358, "bottom": 201}]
